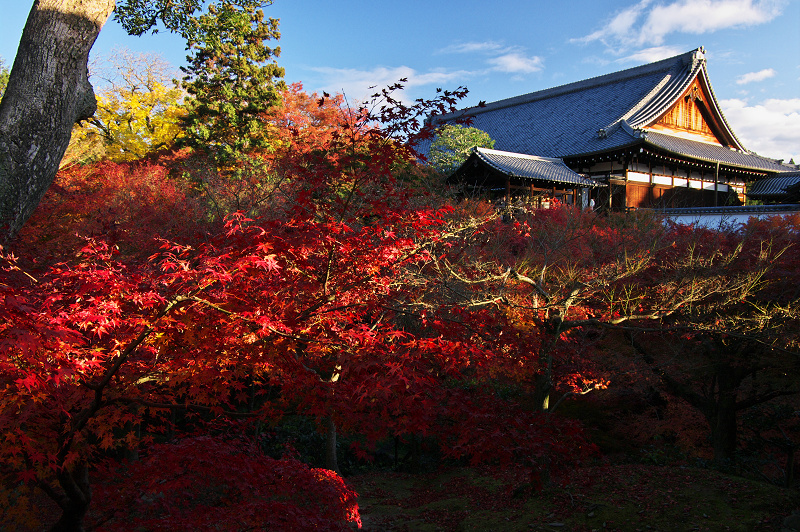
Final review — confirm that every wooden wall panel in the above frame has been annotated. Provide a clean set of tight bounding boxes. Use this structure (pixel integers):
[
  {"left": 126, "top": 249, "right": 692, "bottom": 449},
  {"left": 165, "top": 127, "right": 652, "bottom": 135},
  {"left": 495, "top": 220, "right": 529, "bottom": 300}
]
[
  {"left": 626, "top": 183, "right": 651, "bottom": 209},
  {"left": 648, "top": 80, "right": 722, "bottom": 145}
]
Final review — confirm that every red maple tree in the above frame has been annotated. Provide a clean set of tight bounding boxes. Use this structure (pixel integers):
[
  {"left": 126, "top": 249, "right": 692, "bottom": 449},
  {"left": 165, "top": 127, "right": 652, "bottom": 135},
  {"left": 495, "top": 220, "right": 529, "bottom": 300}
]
[{"left": 3, "top": 83, "right": 525, "bottom": 531}]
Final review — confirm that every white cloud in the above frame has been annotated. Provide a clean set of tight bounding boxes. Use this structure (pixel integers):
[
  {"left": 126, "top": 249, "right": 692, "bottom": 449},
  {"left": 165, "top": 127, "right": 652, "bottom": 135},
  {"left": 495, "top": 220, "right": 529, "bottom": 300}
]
[
  {"left": 437, "top": 41, "right": 506, "bottom": 55},
  {"left": 721, "top": 97, "right": 800, "bottom": 162},
  {"left": 305, "top": 40, "right": 545, "bottom": 106},
  {"left": 618, "top": 46, "right": 686, "bottom": 64},
  {"left": 489, "top": 53, "right": 544, "bottom": 74},
  {"left": 573, "top": 0, "right": 653, "bottom": 46},
  {"left": 438, "top": 40, "right": 544, "bottom": 75},
  {"left": 642, "top": 0, "right": 784, "bottom": 44},
  {"left": 305, "top": 38, "right": 544, "bottom": 106},
  {"left": 736, "top": 68, "right": 777, "bottom": 84},
  {"left": 309, "top": 66, "right": 470, "bottom": 103},
  {"left": 575, "top": 0, "right": 785, "bottom": 48}
]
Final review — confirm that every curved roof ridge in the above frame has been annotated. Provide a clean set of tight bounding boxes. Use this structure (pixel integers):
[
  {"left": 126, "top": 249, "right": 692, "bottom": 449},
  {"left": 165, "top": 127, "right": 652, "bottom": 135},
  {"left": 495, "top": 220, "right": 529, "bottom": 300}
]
[
  {"left": 598, "top": 48, "right": 748, "bottom": 152},
  {"left": 628, "top": 62, "right": 698, "bottom": 127},
  {"left": 598, "top": 72, "right": 675, "bottom": 136},
  {"left": 598, "top": 118, "right": 642, "bottom": 140},
  {"left": 600, "top": 50, "right": 704, "bottom": 136},
  {"left": 476, "top": 146, "right": 562, "bottom": 163},
  {"left": 614, "top": 72, "right": 675, "bottom": 126}
]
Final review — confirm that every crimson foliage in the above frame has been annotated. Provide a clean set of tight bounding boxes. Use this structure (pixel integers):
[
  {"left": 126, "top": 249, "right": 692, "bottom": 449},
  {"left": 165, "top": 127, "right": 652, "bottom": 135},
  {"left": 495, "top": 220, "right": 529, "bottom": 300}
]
[{"left": 92, "top": 435, "right": 360, "bottom": 531}]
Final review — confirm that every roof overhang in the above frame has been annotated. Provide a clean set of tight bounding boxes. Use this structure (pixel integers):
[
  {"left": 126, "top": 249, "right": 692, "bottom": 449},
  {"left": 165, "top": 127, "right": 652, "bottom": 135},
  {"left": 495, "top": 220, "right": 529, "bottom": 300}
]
[
  {"left": 451, "top": 148, "right": 601, "bottom": 189},
  {"left": 747, "top": 172, "right": 800, "bottom": 200},
  {"left": 562, "top": 132, "right": 790, "bottom": 177}
]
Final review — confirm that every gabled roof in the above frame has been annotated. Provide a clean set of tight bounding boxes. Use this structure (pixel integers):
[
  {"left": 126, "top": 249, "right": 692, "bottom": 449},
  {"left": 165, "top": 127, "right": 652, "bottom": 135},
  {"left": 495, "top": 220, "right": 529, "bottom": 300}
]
[
  {"left": 433, "top": 48, "right": 787, "bottom": 173},
  {"left": 452, "top": 147, "right": 599, "bottom": 187}
]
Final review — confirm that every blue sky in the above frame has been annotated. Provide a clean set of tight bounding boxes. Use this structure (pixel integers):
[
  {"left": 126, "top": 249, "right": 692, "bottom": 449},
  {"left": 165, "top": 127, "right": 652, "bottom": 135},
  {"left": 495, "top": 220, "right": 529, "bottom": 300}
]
[{"left": 2, "top": 0, "right": 799, "bottom": 162}]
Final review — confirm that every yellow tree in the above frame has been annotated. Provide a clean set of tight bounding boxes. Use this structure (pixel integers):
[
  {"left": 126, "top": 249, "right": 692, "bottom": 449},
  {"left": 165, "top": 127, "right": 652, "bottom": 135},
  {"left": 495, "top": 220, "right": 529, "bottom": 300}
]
[
  {"left": 0, "top": 58, "right": 9, "bottom": 101},
  {"left": 65, "top": 50, "right": 186, "bottom": 165}
]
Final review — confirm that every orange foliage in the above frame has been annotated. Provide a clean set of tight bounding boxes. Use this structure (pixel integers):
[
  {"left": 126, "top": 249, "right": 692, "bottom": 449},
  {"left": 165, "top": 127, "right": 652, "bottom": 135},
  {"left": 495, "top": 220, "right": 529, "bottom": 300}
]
[{"left": 15, "top": 156, "right": 214, "bottom": 264}]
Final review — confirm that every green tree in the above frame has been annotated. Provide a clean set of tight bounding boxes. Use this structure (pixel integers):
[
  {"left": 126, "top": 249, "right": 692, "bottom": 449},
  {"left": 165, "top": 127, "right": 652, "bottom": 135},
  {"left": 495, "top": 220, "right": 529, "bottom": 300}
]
[
  {"left": 0, "top": 58, "right": 9, "bottom": 101},
  {"left": 181, "top": 1, "right": 285, "bottom": 165},
  {"left": 429, "top": 124, "right": 494, "bottom": 175}
]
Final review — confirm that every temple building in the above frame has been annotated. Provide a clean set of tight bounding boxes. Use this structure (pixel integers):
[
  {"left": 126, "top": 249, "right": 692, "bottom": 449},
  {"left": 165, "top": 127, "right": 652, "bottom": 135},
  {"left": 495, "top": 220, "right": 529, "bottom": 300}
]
[{"left": 436, "top": 47, "right": 798, "bottom": 211}]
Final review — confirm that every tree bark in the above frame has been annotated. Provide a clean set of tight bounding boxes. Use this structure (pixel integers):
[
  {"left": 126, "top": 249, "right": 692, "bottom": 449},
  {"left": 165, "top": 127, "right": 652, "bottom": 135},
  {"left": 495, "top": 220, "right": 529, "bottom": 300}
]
[
  {"left": 48, "top": 461, "right": 92, "bottom": 532},
  {"left": 533, "top": 373, "right": 551, "bottom": 411},
  {"left": 705, "top": 387, "right": 738, "bottom": 467},
  {"left": 326, "top": 415, "right": 340, "bottom": 474},
  {"left": 0, "top": 0, "right": 114, "bottom": 242},
  {"left": 628, "top": 332, "right": 746, "bottom": 466},
  {"left": 532, "top": 317, "right": 562, "bottom": 412}
]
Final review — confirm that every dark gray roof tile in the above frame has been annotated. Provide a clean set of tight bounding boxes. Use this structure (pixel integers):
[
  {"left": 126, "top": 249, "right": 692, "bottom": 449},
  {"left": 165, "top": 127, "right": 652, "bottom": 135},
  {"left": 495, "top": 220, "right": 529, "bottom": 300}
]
[
  {"left": 644, "top": 132, "right": 790, "bottom": 172},
  {"left": 461, "top": 148, "right": 600, "bottom": 187},
  {"left": 748, "top": 172, "right": 800, "bottom": 199}
]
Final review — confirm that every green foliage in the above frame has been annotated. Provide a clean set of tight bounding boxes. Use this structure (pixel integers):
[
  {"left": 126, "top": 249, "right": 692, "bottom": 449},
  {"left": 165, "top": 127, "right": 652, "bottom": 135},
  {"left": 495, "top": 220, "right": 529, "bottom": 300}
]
[
  {"left": 429, "top": 124, "right": 495, "bottom": 175},
  {"left": 0, "top": 57, "right": 9, "bottom": 101},
  {"left": 114, "top": 0, "right": 267, "bottom": 37},
  {"left": 180, "top": 1, "right": 285, "bottom": 164}
]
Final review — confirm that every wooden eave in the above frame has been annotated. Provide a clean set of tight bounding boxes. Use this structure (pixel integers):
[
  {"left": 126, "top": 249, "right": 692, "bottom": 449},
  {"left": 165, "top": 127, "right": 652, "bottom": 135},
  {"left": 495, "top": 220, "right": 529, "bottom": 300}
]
[{"left": 564, "top": 141, "right": 776, "bottom": 181}]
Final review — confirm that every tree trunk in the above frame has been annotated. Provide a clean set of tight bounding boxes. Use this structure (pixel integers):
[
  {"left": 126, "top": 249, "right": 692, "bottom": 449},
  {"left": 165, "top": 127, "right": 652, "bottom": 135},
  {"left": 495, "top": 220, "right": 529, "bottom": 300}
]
[
  {"left": 325, "top": 415, "right": 339, "bottom": 474},
  {"left": 0, "top": 0, "right": 114, "bottom": 242},
  {"left": 704, "top": 364, "right": 741, "bottom": 467},
  {"left": 533, "top": 326, "right": 558, "bottom": 412},
  {"left": 707, "top": 394, "right": 738, "bottom": 466},
  {"left": 628, "top": 333, "right": 753, "bottom": 467},
  {"left": 533, "top": 373, "right": 552, "bottom": 412},
  {"left": 784, "top": 446, "right": 796, "bottom": 488},
  {"left": 49, "top": 461, "right": 92, "bottom": 532}
]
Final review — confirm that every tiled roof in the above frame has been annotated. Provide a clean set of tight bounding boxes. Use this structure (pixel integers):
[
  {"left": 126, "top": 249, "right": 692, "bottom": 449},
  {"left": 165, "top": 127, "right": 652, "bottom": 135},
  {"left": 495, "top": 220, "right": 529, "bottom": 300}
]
[
  {"left": 643, "top": 132, "right": 790, "bottom": 172},
  {"left": 747, "top": 171, "right": 800, "bottom": 199},
  {"left": 432, "top": 48, "right": 783, "bottom": 174},
  {"left": 458, "top": 148, "right": 600, "bottom": 187}
]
